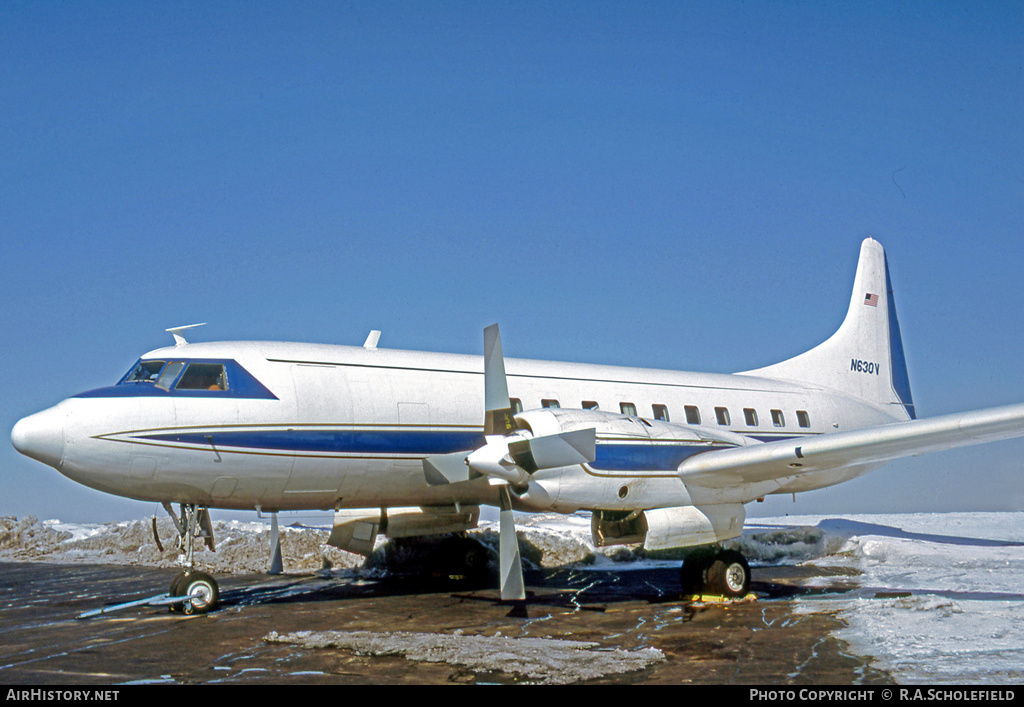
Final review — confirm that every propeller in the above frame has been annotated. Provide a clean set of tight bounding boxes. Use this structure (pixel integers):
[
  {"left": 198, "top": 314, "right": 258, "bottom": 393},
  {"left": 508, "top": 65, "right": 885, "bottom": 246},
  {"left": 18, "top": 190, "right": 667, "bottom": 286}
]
[{"left": 422, "top": 324, "right": 596, "bottom": 601}]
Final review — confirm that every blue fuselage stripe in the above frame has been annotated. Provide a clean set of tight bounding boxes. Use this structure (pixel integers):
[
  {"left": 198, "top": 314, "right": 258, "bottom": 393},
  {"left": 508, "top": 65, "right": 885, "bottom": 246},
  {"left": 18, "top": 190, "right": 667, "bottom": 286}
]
[
  {"left": 134, "top": 429, "right": 718, "bottom": 472},
  {"left": 141, "top": 429, "right": 484, "bottom": 456}
]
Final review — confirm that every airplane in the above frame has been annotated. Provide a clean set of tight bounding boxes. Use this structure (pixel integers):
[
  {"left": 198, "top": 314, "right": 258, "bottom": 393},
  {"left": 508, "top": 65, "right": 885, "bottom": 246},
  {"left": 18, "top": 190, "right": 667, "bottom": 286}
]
[{"left": 11, "top": 237, "right": 1024, "bottom": 614}]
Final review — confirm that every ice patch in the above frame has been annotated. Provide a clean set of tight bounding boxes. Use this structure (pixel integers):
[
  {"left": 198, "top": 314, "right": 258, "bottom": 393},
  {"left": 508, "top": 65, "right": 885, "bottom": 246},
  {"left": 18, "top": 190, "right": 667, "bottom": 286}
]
[{"left": 264, "top": 629, "right": 664, "bottom": 684}]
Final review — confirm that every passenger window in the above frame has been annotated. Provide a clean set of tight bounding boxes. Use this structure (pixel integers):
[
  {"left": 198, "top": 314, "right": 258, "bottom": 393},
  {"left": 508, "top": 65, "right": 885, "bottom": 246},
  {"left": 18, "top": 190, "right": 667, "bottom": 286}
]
[
  {"left": 155, "top": 361, "right": 185, "bottom": 390},
  {"left": 797, "top": 410, "right": 811, "bottom": 428},
  {"left": 176, "top": 363, "right": 228, "bottom": 391},
  {"left": 685, "top": 405, "right": 701, "bottom": 425},
  {"left": 582, "top": 400, "right": 599, "bottom": 410},
  {"left": 542, "top": 399, "right": 560, "bottom": 409},
  {"left": 620, "top": 402, "right": 637, "bottom": 416},
  {"left": 510, "top": 398, "right": 523, "bottom": 414},
  {"left": 744, "top": 408, "right": 758, "bottom": 426},
  {"left": 771, "top": 409, "right": 785, "bottom": 427},
  {"left": 715, "top": 407, "right": 730, "bottom": 426},
  {"left": 652, "top": 404, "right": 669, "bottom": 421}
]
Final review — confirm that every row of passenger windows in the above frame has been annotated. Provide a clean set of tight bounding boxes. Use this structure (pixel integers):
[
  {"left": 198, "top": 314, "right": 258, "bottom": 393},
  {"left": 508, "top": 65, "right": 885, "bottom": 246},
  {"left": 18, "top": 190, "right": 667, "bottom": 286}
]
[{"left": 510, "top": 398, "right": 811, "bottom": 429}]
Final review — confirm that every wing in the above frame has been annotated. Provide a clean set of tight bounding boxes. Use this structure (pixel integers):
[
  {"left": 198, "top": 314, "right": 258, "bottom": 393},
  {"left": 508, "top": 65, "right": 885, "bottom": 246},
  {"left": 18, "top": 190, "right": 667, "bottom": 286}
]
[{"left": 677, "top": 402, "right": 1024, "bottom": 488}]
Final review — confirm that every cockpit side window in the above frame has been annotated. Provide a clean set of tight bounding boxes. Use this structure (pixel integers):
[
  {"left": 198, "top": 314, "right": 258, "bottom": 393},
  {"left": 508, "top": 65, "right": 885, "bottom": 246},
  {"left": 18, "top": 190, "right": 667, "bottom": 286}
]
[
  {"left": 124, "top": 360, "right": 166, "bottom": 383},
  {"left": 176, "top": 362, "right": 229, "bottom": 391}
]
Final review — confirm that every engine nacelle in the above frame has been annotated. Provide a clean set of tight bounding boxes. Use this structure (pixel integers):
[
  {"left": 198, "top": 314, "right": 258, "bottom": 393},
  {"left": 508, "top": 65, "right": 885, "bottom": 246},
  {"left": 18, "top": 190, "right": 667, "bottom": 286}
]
[
  {"left": 327, "top": 505, "right": 480, "bottom": 555},
  {"left": 592, "top": 503, "right": 746, "bottom": 551}
]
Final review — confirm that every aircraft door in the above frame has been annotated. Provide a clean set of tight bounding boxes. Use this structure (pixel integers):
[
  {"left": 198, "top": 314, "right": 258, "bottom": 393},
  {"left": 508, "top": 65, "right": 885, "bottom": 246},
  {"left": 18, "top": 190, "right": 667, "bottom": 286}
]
[{"left": 283, "top": 364, "right": 354, "bottom": 508}]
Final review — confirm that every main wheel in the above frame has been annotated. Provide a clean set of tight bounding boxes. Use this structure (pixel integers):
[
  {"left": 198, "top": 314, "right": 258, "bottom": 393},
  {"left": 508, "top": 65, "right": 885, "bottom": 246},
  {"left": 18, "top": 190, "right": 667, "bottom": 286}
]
[
  {"left": 679, "top": 556, "right": 707, "bottom": 596},
  {"left": 179, "top": 571, "right": 220, "bottom": 615},
  {"left": 705, "top": 550, "right": 750, "bottom": 598}
]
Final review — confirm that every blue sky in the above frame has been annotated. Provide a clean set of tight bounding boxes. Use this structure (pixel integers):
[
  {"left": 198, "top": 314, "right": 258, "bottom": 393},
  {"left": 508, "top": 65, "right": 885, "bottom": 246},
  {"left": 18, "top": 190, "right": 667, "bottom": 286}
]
[{"left": 2, "top": 1, "right": 1022, "bottom": 524}]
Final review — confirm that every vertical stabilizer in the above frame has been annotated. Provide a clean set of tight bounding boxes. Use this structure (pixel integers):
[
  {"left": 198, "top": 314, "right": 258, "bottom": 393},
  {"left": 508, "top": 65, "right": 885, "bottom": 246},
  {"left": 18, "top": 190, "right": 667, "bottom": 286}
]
[{"left": 740, "top": 238, "right": 915, "bottom": 420}]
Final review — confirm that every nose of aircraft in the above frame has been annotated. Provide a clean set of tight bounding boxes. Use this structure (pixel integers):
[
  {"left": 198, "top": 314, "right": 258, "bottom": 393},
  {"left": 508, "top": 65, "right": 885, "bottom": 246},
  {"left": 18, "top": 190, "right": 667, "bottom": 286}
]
[{"left": 11, "top": 405, "right": 66, "bottom": 469}]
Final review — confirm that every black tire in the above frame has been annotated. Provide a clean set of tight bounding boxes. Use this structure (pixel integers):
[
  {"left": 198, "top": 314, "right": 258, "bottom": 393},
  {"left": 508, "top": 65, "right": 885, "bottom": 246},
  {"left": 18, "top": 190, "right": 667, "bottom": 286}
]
[
  {"left": 679, "top": 556, "right": 706, "bottom": 595},
  {"left": 168, "top": 571, "right": 189, "bottom": 613},
  {"left": 679, "top": 546, "right": 716, "bottom": 596},
  {"left": 705, "top": 550, "right": 750, "bottom": 598},
  {"left": 179, "top": 571, "right": 219, "bottom": 615}
]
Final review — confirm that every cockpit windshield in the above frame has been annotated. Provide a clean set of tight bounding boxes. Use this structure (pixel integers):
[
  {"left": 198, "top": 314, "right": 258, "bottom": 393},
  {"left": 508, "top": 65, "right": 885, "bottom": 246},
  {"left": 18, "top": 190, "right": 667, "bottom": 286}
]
[
  {"left": 156, "top": 361, "right": 185, "bottom": 390},
  {"left": 124, "top": 360, "right": 166, "bottom": 383},
  {"left": 100, "top": 358, "right": 276, "bottom": 400},
  {"left": 120, "top": 360, "right": 230, "bottom": 392}
]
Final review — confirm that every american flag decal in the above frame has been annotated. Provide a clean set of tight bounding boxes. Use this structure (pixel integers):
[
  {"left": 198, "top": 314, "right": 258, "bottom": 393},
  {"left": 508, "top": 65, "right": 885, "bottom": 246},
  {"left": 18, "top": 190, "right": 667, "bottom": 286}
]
[{"left": 864, "top": 293, "right": 879, "bottom": 307}]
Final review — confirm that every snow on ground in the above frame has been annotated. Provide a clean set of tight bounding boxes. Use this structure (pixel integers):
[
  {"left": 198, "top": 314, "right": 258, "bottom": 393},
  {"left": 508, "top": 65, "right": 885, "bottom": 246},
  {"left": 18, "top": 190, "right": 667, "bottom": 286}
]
[
  {"left": 758, "top": 512, "right": 1024, "bottom": 685},
  {"left": 2, "top": 511, "right": 1022, "bottom": 684}
]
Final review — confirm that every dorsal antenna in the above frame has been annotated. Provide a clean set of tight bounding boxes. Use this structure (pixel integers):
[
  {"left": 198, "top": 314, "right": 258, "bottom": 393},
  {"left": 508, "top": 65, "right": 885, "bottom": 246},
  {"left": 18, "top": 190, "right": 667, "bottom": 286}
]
[{"left": 166, "top": 323, "right": 207, "bottom": 346}]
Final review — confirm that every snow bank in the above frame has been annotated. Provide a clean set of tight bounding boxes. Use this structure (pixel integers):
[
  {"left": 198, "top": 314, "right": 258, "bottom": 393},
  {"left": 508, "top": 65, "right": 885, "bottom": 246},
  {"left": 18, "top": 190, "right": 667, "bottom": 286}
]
[
  {"left": 0, "top": 511, "right": 840, "bottom": 574},
  {"left": 0, "top": 515, "right": 366, "bottom": 573}
]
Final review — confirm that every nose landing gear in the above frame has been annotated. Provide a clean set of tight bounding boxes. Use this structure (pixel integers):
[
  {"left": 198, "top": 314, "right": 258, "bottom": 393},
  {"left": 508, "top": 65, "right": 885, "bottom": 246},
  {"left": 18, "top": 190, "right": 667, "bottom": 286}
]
[{"left": 165, "top": 502, "right": 220, "bottom": 615}]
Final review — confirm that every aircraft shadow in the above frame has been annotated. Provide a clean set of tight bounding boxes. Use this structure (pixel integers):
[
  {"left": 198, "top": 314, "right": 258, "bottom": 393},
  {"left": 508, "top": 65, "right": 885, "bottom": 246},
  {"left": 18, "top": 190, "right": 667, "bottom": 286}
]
[
  {"left": 812, "top": 518, "right": 1024, "bottom": 548},
  {"left": 745, "top": 518, "right": 1024, "bottom": 548},
  {"left": 216, "top": 563, "right": 697, "bottom": 613}
]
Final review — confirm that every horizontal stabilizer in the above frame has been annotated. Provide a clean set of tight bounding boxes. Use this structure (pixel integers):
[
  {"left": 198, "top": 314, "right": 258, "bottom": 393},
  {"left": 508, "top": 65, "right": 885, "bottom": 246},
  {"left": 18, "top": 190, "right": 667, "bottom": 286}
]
[{"left": 678, "top": 402, "right": 1024, "bottom": 488}]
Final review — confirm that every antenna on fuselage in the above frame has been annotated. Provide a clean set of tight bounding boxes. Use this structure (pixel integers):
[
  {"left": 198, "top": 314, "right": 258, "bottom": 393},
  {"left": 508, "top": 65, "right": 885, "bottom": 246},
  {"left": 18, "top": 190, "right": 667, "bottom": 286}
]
[
  {"left": 166, "top": 323, "right": 208, "bottom": 346},
  {"left": 363, "top": 330, "right": 381, "bottom": 349}
]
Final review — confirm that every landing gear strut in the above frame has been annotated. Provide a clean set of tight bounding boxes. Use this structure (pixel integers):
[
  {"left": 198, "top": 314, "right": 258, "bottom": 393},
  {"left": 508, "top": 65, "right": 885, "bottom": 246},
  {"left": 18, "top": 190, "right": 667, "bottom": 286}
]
[
  {"left": 680, "top": 547, "right": 751, "bottom": 598},
  {"left": 165, "top": 502, "right": 220, "bottom": 614}
]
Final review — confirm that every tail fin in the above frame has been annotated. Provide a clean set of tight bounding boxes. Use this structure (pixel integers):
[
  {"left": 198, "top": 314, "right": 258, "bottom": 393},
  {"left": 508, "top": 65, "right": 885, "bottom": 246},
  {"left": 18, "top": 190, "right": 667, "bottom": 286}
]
[{"left": 741, "top": 238, "right": 915, "bottom": 420}]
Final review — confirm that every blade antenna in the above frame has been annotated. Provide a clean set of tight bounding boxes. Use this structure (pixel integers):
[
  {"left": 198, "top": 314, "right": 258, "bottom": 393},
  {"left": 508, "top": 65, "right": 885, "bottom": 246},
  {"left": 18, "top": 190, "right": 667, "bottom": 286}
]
[{"left": 166, "top": 323, "right": 207, "bottom": 347}]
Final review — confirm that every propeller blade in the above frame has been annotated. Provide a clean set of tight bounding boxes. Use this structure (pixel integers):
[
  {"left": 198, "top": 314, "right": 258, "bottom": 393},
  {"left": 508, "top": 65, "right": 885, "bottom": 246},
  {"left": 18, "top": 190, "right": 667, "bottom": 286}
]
[
  {"left": 484, "top": 324, "right": 516, "bottom": 436},
  {"left": 498, "top": 486, "right": 525, "bottom": 601},
  {"left": 508, "top": 427, "right": 596, "bottom": 472}
]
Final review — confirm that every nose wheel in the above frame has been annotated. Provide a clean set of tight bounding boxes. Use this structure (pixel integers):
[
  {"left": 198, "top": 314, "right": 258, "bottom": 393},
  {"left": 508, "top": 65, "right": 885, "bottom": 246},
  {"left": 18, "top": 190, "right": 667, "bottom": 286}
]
[
  {"left": 169, "top": 570, "right": 220, "bottom": 615},
  {"left": 165, "top": 503, "right": 221, "bottom": 614}
]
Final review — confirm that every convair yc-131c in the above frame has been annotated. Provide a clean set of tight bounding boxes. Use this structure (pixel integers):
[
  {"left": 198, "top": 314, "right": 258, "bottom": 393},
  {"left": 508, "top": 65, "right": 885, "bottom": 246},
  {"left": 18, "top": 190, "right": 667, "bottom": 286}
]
[{"left": 12, "top": 238, "right": 1024, "bottom": 614}]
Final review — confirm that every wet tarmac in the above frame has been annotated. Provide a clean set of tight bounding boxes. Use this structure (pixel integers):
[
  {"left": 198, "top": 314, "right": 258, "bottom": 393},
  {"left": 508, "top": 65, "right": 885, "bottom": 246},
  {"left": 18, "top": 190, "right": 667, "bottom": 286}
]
[{"left": 0, "top": 560, "right": 892, "bottom": 685}]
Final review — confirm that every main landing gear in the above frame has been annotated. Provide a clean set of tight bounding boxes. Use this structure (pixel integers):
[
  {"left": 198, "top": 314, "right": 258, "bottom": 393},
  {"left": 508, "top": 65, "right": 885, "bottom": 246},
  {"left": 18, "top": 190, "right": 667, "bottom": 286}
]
[
  {"left": 164, "top": 502, "right": 221, "bottom": 615},
  {"left": 679, "top": 546, "right": 751, "bottom": 599}
]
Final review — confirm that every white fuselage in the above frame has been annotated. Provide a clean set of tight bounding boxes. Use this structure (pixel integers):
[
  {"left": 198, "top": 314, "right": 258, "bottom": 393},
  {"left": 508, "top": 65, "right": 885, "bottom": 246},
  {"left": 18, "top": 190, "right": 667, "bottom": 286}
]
[{"left": 31, "top": 339, "right": 901, "bottom": 515}]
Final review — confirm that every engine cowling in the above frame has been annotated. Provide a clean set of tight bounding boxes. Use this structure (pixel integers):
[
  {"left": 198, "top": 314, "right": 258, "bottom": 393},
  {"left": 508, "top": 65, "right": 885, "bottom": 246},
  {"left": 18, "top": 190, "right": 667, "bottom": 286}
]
[{"left": 591, "top": 504, "right": 746, "bottom": 551}]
